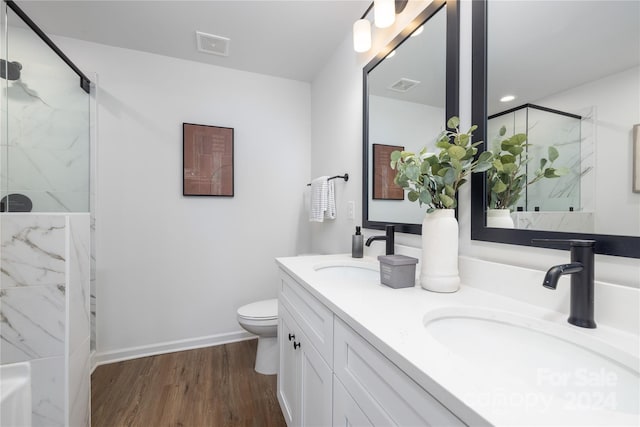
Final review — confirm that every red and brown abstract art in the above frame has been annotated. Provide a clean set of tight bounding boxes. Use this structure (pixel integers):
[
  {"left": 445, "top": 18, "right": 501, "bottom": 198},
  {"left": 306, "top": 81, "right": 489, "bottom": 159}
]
[
  {"left": 373, "top": 143, "right": 404, "bottom": 200},
  {"left": 183, "top": 123, "right": 234, "bottom": 196}
]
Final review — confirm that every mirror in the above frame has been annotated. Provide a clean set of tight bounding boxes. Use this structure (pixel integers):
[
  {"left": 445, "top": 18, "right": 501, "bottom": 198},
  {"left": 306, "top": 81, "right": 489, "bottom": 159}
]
[
  {"left": 363, "top": 0, "right": 458, "bottom": 234},
  {"left": 471, "top": 0, "right": 640, "bottom": 257}
]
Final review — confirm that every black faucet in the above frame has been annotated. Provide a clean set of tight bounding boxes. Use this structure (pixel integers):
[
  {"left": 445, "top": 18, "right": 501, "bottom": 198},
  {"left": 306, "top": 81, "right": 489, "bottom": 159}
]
[
  {"left": 536, "top": 239, "right": 596, "bottom": 329},
  {"left": 366, "top": 225, "right": 395, "bottom": 255}
]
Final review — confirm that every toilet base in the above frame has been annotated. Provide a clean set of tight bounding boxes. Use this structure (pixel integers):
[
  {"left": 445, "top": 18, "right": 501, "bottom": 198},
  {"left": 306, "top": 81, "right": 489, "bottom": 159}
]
[{"left": 255, "top": 336, "right": 278, "bottom": 375}]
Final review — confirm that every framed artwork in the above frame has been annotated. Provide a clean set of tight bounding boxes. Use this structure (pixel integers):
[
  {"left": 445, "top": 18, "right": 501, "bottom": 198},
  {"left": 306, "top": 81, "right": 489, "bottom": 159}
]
[
  {"left": 183, "top": 123, "right": 234, "bottom": 196},
  {"left": 373, "top": 143, "right": 404, "bottom": 200},
  {"left": 634, "top": 124, "right": 640, "bottom": 193}
]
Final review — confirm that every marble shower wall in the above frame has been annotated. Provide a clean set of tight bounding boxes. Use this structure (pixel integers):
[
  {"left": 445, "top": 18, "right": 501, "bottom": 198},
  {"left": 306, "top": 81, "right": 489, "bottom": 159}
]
[
  {"left": 512, "top": 211, "right": 594, "bottom": 233},
  {"left": 487, "top": 105, "right": 594, "bottom": 213},
  {"left": 0, "top": 213, "right": 90, "bottom": 427},
  {"left": 1, "top": 24, "right": 90, "bottom": 213}
]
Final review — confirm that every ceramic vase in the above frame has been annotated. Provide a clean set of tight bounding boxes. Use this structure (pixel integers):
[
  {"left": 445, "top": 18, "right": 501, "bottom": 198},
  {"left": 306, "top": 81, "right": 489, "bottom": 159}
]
[
  {"left": 486, "top": 208, "right": 515, "bottom": 229},
  {"left": 420, "top": 209, "right": 460, "bottom": 292}
]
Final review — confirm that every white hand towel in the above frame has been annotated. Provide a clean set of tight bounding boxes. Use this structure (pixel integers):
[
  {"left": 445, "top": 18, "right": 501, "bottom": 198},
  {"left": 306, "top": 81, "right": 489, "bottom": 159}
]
[
  {"left": 325, "top": 179, "right": 336, "bottom": 220},
  {"left": 309, "top": 176, "right": 329, "bottom": 222}
]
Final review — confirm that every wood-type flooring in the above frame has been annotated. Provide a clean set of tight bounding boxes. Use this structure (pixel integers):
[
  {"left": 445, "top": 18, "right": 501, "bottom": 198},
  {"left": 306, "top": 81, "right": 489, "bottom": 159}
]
[{"left": 91, "top": 339, "right": 286, "bottom": 427}]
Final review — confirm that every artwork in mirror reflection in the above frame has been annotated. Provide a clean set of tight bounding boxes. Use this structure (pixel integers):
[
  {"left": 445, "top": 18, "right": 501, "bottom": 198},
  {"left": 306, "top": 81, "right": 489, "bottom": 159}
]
[
  {"left": 486, "top": 1, "right": 640, "bottom": 236},
  {"left": 367, "top": 6, "right": 446, "bottom": 225}
]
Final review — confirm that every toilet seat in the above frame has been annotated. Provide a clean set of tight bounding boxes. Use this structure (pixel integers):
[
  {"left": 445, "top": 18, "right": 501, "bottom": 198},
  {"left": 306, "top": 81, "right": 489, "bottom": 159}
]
[{"left": 237, "top": 298, "right": 278, "bottom": 321}]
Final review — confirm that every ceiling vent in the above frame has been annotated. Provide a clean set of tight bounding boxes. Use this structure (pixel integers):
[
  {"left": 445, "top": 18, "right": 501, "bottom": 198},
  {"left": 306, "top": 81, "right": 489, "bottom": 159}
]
[
  {"left": 196, "top": 31, "right": 230, "bottom": 57},
  {"left": 389, "top": 78, "right": 421, "bottom": 93}
]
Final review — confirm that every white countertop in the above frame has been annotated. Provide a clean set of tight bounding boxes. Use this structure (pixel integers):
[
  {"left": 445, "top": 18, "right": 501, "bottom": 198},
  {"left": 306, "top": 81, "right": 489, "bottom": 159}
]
[{"left": 276, "top": 253, "right": 640, "bottom": 427}]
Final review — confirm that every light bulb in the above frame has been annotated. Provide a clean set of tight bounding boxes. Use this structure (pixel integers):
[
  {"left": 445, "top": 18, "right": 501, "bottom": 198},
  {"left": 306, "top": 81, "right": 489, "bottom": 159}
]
[
  {"left": 374, "top": 0, "right": 395, "bottom": 28},
  {"left": 353, "top": 19, "right": 372, "bottom": 53}
]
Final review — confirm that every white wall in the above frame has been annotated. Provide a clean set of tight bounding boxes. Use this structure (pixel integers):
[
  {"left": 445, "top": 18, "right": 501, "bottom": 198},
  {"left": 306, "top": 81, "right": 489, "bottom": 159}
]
[
  {"left": 310, "top": 0, "right": 640, "bottom": 288},
  {"left": 53, "top": 37, "right": 312, "bottom": 360}
]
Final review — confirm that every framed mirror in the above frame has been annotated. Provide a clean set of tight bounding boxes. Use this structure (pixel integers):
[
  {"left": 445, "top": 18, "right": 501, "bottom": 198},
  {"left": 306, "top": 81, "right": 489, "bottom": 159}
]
[
  {"left": 471, "top": 0, "right": 640, "bottom": 258},
  {"left": 362, "top": 0, "right": 459, "bottom": 234}
]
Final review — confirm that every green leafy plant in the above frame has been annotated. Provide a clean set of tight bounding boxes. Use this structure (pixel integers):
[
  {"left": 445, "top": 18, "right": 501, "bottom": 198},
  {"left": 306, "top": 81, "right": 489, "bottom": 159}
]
[
  {"left": 390, "top": 117, "right": 492, "bottom": 213},
  {"left": 487, "top": 126, "right": 569, "bottom": 210}
]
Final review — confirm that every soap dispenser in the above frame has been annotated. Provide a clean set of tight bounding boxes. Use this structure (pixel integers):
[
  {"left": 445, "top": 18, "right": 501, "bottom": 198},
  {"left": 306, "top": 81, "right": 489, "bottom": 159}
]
[{"left": 352, "top": 226, "right": 363, "bottom": 258}]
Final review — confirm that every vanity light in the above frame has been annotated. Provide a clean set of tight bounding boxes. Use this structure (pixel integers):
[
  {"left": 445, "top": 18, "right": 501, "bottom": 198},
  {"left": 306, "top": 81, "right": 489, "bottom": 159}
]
[
  {"left": 374, "top": 0, "right": 395, "bottom": 28},
  {"left": 353, "top": 19, "right": 372, "bottom": 53},
  {"left": 500, "top": 95, "right": 516, "bottom": 102},
  {"left": 353, "top": 1, "right": 408, "bottom": 53}
]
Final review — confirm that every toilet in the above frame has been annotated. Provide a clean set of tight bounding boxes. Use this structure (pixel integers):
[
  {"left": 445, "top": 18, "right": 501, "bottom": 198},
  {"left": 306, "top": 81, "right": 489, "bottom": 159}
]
[{"left": 237, "top": 298, "right": 278, "bottom": 375}]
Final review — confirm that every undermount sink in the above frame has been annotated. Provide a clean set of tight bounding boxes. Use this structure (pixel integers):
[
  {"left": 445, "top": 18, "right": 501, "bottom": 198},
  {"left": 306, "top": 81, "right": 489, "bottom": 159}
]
[
  {"left": 424, "top": 307, "right": 639, "bottom": 416},
  {"left": 313, "top": 260, "right": 379, "bottom": 282}
]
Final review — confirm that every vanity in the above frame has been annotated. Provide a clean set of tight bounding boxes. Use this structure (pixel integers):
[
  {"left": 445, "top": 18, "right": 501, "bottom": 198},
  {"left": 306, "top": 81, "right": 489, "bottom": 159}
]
[{"left": 276, "top": 254, "right": 639, "bottom": 426}]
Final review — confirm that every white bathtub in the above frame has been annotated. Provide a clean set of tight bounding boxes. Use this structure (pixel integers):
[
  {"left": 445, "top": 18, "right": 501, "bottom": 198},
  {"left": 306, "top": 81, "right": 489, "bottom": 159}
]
[{"left": 1, "top": 362, "right": 32, "bottom": 427}]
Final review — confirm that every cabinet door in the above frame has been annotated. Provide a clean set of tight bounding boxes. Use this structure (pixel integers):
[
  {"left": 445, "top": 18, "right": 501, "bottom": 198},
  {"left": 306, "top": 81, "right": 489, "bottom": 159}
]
[
  {"left": 279, "top": 270, "right": 334, "bottom": 367},
  {"left": 334, "top": 318, "right": 464, "bottom": 426},
  {"left": 333, "top": 376, "right": 374, "bottom": 427},
  {"left": 278, "top": 306, "right": 299, "bottom": 427},
  {"left": 299, "top": 331, "right": 332, "bottom": 427}
]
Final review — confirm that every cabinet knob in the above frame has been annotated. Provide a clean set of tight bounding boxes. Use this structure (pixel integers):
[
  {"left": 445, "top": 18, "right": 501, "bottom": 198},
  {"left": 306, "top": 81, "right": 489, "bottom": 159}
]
[
  {"left": 293, "top": 341, "right": 301, "bottom": 350},
  {"left": 288, "top": 333, "right": 296, "bottom": 341}
]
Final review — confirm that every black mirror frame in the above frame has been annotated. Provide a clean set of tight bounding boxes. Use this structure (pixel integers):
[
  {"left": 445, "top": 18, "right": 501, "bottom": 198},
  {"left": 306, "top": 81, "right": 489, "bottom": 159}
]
[
  {"left": 362, "top": 0, "right": 459, "bottom": 234},
  {"left": 470, "top": 0, "right": 640, "bottom": 258}
]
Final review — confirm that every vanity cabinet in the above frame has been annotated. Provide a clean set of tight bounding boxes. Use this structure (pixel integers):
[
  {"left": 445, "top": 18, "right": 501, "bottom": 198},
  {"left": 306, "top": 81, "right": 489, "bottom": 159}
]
[
  {"left": 278, "top": 272, "right": 333, "bottom": 427},
  {"left": 277, "top": 267, "right": 463, "bottom": 427}
]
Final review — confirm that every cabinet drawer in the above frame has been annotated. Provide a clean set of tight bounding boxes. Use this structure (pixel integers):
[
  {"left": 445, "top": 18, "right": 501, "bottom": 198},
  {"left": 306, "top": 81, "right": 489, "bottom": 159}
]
[
  {"left": 278, "top": 269, "right": 334, "bottom": 367},
  {"left": 334, "top": 318, "right": 464, "bottom": 426}
]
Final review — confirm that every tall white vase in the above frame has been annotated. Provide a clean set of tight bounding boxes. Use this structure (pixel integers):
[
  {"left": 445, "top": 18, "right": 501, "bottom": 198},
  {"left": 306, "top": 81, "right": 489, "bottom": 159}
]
[
  {"left": 486, "top": 208, "right": 515, "bottom": 228},
  {"left": 420, "top": 209, "right": 460, "bottom": 293}
]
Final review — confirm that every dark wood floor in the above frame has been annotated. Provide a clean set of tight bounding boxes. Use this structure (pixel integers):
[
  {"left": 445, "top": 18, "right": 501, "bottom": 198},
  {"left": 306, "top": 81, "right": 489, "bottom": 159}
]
[{"left": 91, "top": 339, "right": 286, "bottom": 427}]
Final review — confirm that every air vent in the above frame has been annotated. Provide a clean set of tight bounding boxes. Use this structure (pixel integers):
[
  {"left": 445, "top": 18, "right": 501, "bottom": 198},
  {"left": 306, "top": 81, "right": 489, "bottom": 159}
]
[
  {"left": 196, "top": 31, "right": 230, "bottom": 57},
  {"left": 389, "top": 78, "right": 421, "bottom": 93}
]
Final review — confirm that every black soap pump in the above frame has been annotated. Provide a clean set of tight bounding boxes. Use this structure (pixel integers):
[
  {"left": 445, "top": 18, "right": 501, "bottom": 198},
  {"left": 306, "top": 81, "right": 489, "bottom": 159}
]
[{"left": 352, "top": 226, "right": 363, "bottom": 258}]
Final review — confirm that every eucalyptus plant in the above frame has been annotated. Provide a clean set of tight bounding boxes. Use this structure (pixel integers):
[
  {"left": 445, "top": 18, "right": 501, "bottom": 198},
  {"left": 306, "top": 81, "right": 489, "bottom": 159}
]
[
  {"left": 390, "top": 117, "right": 493, "bottom": 213},
  {"left": 487, "top": 125, "right": 569, "bottom": 210}
]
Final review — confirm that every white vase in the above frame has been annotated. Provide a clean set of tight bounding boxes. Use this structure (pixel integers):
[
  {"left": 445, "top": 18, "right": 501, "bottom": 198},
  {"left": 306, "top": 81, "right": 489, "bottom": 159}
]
[
  {"left": 486, "top": 208, "right": 515, "bottom": 229},
  {"left": 420, "top": 209, "right": 460, "bottom": 293}
]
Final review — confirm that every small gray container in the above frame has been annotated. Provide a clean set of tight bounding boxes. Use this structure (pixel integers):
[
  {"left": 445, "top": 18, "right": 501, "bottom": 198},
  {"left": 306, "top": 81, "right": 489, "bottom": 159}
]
[{"left": 377, "top": 255, "right": 418, "bottom": 289}]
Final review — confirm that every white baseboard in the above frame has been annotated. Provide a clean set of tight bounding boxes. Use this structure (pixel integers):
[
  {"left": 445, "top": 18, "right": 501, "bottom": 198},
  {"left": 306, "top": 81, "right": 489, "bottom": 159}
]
[{"left": 91, "top": 330, "right": 255, "bottom": 369}]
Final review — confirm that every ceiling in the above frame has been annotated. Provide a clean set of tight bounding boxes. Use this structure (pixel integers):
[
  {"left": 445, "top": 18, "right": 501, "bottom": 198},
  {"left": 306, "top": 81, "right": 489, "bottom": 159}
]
[
  {"left": 487, "top": 0, "right": 640, "bottom": 115},
  {"left": 15, "top": 0, "right": 371, "bottom": 82}
]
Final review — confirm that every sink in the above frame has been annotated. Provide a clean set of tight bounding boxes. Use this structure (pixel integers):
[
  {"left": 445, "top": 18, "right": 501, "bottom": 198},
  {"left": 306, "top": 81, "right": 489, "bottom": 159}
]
[
  {"left": 313, "top": 260, "right": 379, "bottom": 282},
  {"left": 423, "top": 307, "right": 639, "bottom": 417}
]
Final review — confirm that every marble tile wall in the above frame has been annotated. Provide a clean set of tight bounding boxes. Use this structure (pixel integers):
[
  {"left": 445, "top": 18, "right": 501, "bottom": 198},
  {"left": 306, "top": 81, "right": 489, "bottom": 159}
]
[
  {"left": 512, "top": 211, "right": 594, "bottom": 233},
  {"left": 487, "top": 105, "right": 595, "bottom": 213},
  {"left": 0, "top": 213, "right": 90, "bottom": 427},
  {"left": 1, "top": 26, "right": 90, "bottom": 214}
]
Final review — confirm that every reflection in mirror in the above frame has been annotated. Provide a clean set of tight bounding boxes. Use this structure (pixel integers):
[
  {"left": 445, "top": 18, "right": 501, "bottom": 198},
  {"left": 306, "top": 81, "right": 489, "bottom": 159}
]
[
  {"left": 485, "top": 0, "right": 639, "bottom": 236},
  {"left": 486, "top": 104, "right": 589, "bottom": 231},
  {"left": 363, "top": 0, "right": 458, "bottom": 234},
  {"left": 471, "top": 0, "right": 640, "bottom": 258}
]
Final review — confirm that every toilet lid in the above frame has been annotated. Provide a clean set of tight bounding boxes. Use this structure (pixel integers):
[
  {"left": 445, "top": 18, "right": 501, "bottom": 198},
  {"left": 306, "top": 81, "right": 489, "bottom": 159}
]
[{"left": 237, "top": 298, "right": 278, "bottom": 320}]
